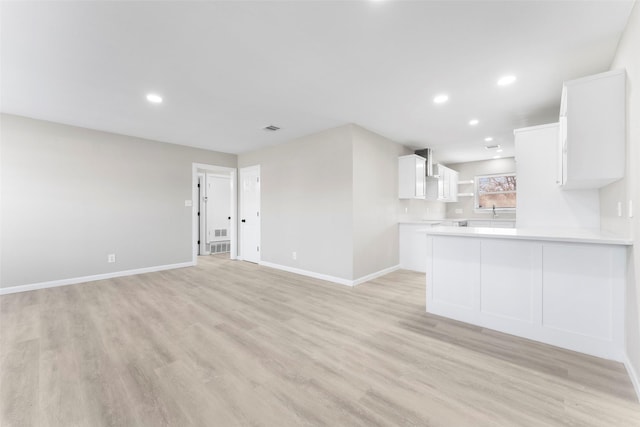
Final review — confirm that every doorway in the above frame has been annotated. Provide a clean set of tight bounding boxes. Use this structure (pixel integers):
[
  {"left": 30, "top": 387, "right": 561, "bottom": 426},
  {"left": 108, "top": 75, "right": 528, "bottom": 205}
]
[
  {"left": 192, "top": 163, "right": 237, "bottom": 264},
  {"left": 239, "top": 165, "right": 260, "bottom": 263}
]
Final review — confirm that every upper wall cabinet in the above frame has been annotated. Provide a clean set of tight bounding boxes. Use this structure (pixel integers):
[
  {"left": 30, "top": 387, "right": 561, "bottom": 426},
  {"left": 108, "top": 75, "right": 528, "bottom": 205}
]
[
  {"left": 398, "top": 154, "right": 426, "bottom": 199},
  {"left": 437, "top": 164, "right": 458, "bottom": 202},
  {"left": 425, "top": 164, "right": 458, "bottom": 202},
  {"left": 558, "top": 69, "right": 625, "bottom": 189}
]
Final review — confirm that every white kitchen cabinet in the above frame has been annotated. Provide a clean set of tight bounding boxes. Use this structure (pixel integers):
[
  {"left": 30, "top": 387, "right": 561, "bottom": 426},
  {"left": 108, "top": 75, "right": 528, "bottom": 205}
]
[
  {"left": 558, "top": 69, "right": 625, "bottom": 189},
  {"left": 432, "top": 164, "right": 458, "bottom": 202},
  {"left": 447, "top": 168, "right": 458, "bottom": 202},
  {"left": 398, "top": 155, "right": 426, "bottom": 199},
  {"left": 426, "top": 233, "right": 627, "bottom": 361},
  {"left": 399, "top": 223, "right": 429, "bottom": 272}
]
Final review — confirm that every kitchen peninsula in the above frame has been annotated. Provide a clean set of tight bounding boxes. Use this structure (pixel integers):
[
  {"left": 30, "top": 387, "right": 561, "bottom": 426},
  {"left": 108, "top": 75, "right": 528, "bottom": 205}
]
[{"left": 424, "top": 226, "right": 631, "bottom": 361}]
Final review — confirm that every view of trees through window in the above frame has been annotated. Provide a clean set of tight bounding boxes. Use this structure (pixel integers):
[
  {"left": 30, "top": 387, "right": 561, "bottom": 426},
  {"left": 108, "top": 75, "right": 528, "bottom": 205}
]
[{"left": 475, "top": 174, "right": 516, "bottom": 209}]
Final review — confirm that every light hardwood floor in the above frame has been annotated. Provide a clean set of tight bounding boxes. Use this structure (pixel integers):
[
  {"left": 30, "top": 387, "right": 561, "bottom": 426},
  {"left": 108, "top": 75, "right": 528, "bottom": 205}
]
[{"left": 1, "top": 255, "right": 639, "bottom": 426}]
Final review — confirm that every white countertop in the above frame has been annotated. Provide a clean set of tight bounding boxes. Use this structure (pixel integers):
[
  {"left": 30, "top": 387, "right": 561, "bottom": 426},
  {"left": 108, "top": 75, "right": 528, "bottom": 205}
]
[
  {"left": 421, "top": 226, "right": 632, "bottom": 245},
  {"left": 399, "top": 220, "right": 444, "bottom": 225},
  {"left": 399, "top": 219, "right": 516, "bottom": 225}
]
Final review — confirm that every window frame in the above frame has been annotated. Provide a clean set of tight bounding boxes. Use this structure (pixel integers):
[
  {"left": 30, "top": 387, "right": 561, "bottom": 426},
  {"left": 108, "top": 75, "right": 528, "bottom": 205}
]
[{"left": 474, "top": 172, "right": 517, "bottom": 212}]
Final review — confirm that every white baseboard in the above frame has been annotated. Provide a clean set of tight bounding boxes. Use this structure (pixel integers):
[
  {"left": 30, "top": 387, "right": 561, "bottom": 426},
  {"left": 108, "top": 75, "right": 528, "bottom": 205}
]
[
  {"left": 0, "top": 261, "right": 195, "bottom": 295},
  {"left": 352, "top": 264, "right": 401, "bottom": 286},
  {"left": 624, "top": 354, "right": 640, "bottom": 402},
  {"left": 258, "top": 261, "right": 400, "bottom": 287}
]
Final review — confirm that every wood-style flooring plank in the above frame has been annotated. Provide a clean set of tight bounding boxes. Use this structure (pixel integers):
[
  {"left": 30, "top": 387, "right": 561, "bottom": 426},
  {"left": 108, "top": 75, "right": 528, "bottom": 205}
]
[{"left": 1, "top": 254, "right": 639, "bottom": 426}]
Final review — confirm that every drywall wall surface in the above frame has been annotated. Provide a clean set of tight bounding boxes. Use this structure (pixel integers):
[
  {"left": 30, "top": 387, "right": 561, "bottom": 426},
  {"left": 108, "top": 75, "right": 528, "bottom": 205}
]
[
  {"left": 0, "top": 114, "right": 236, "bottom": 288},
  {"left": 603, "top": 1, "right": 640, "bottom": 396},
  {"left": 445, "top": 158, "right": 517, "bottom": 220},
  {"left": 238, "top": 125, "right": 354, "bottom": 280},
  {"left": 351, "top": 125, "right": 405, "bottom": 279},
  {"left": 514, "top": 124, "right": 600, "bottom": 229}
]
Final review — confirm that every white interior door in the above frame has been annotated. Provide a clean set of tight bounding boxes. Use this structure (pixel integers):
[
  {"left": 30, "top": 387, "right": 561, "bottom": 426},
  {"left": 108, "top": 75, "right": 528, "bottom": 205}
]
[
  {"left": 240, "top": 165, "right": 260, "bottom": 263},
  {"left": 206, "top": 174, "right": 231, "bottom": 243}
]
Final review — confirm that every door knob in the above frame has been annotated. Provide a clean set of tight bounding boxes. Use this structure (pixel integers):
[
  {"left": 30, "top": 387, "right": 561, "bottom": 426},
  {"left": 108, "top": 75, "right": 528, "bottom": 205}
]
[{"left": 242, "top": 219, "right": 246, "bottom": 223}]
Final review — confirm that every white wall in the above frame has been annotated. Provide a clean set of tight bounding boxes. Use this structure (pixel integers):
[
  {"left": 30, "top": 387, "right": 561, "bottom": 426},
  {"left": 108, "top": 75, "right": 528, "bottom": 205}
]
[
  {"left": 238, "top": 123, "right": 412, "bottom": 282},
  {"left": 600, "top": 1, "right": 640, "bottom": 395},
  {"left": 352, "top": 125, "right": 406, "bottom": 278},
  {"left": 0, "top": 114, "right": 236, "bottom": 288},
  {"left": 515, "top": 123, "right": 600, "bottom": 229},
  {"left": 445, "top": 158, "right": 517, "bottom": 220},
  {"left": 238, "top": 125, "right": 355, "bottom": 280}
]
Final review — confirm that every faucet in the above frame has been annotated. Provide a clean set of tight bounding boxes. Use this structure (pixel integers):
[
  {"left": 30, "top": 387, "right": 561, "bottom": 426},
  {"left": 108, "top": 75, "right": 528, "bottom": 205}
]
[{"left": 492, "top": 204, "right": 498, "bottom": 219}]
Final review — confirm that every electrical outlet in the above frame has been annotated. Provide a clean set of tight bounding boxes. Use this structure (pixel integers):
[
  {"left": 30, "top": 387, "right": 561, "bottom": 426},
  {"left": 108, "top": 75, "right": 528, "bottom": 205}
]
[
  {"left": 107, "top": 254, "right": 116, "bottom": 263},
  {"left": 292, "top": 252, "right": 297, "bottom": 260},
  {"left": 185, "top": 200, "right": 193, "bottom": 207}
]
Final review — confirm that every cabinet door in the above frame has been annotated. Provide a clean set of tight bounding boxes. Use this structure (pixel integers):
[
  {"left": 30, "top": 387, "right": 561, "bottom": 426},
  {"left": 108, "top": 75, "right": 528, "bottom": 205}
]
[
  {"left": 415, "top": 157, "right": 426, "bottom": 197},
  {"left": 560, "top": 70, "right": 625, "bottom": 189},
  {"left": 399, "top": 224, "right": 427, "bottom": 272},
  {"left": 448, "top": 169, "right": 458, "bottom": 202},
  {"left": 437, "top": 166, "right": 445, "bottom": 200},
  {"left": 399, "top": 155, "right": 426, "bottom": 199},
  {"left": 558, "top": 116, "right": 567, "bottom": 186}
]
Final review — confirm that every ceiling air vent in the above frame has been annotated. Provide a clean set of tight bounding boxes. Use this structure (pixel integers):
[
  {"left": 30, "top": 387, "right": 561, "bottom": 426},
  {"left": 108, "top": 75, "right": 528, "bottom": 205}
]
[
  {"left": 263, "top": 125, "right": 280, "bottom": 131},
  {"left": 484, "top": 144, "right": 501, "bottom": 150}
]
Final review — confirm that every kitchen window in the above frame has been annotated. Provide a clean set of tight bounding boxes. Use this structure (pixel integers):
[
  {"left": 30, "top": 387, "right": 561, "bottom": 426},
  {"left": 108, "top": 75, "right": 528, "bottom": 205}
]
[{"left": 475, "top": 173, "right": 516, "bottom": 211}]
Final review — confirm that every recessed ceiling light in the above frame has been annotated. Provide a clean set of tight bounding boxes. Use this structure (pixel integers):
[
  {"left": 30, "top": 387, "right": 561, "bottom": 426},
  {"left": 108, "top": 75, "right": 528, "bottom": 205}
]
[
  {"left": 146, "top": 93, "right": 163, "bottom": 104},
  {"left": 433, "top": 94, "right": 449, "bottom": 104},
  {"left": 493, "top": 155, "right": 501, "bottom": 159},
  {"left": 469, "top": 119, "right": 479, "bottom": 126},
  {"left": 497, "top": 149, "right": 503, "bottom": 153},
  {"left": 484, "top": 137, "right": 493, "bottom": 142},
  {"left": 497, "top": 75, "right": 517, "bottom": 86}
]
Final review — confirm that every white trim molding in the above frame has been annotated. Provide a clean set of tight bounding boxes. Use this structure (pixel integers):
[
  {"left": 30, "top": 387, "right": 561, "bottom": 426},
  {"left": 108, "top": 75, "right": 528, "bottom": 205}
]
[
  {"left": 624, "top": 354, "right": 640, "bottom": 402},
  {"left": 0, "top": 261, "right": 195, "bottom": 295},
  {"left": 352, "top": 264, "right": 401, "bottom": 286},
  {"left": 258, "top": 261, "right": 399, "bottom": 287},
  {"left": 192, "top": 163, "right": 238, "bottom": 263}
]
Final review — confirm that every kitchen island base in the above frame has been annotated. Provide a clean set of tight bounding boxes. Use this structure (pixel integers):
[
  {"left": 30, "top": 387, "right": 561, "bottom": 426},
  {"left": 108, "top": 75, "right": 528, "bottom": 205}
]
[{"left": 426, "top": 233, "right": 626, "bottom": 361}]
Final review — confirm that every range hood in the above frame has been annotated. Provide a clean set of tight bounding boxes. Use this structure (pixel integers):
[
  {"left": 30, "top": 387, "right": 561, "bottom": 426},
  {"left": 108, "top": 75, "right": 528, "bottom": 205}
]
[{"left": 415, "top": 148, "right": 434, "bottom": 177}]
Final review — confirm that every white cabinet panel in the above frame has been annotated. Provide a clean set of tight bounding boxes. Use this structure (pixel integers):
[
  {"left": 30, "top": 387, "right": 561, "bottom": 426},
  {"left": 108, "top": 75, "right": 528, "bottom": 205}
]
[
  {"left": 429, "top": 164, "right": 458, "bottom": 203},
  {"left": 542, "top": 243, "right": 615, "bottom": 340},
  {"left": 559, "top": 70, "right": 625, "bottom": 189},
  {"left": 399, "top": 224, "right": 428, "bottom": 272},
  {"left": 431, "top": 236, "right": 480, "bottom": 310},
  {"left": 480, "top": 240, "right": 541, "bottom": 323},
  {"left": 398, "top": 155, "right": 426, "bottom": 199},
  {"left": 427, "top": 235, "right": 626, "bottom": 361}
]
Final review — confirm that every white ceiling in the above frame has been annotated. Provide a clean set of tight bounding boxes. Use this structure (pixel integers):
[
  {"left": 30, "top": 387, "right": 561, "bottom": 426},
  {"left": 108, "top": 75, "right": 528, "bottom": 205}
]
[{"left": 1, "top": 1, "right": 634, "bottom": 163}]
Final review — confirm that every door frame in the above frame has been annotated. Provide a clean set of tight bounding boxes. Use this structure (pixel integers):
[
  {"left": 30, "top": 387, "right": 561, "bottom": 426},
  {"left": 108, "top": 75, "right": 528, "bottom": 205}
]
[
  {"left": 197, "top": 172, "right": 207, "bottom": 256},
  {"left": 192, "top": 163, "right": 237, "bottom": 264},
  {"left": 239, "top": 165, "right": 261, "bottom": 263}
]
